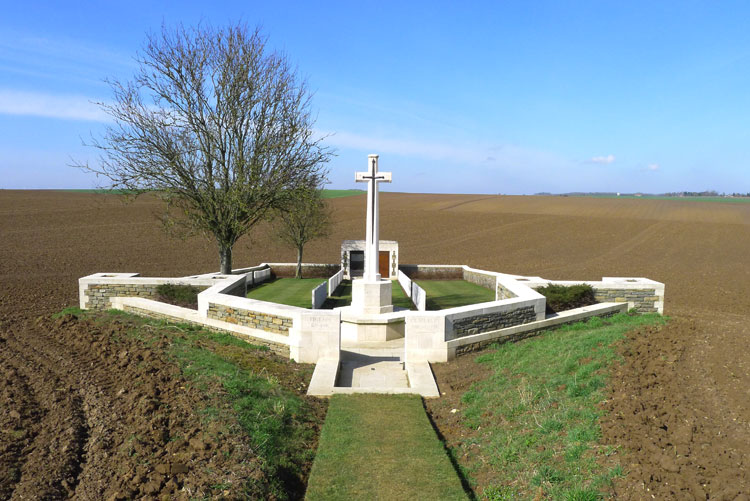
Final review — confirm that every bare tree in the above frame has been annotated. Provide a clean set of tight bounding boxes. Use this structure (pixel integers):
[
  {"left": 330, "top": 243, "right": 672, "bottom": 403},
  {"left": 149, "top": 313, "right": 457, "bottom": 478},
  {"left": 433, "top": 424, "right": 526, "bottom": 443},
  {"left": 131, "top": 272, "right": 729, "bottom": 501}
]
[
  {"left": 275, "top": 187, "right": 332, "bottom": 279},
  {"left": 77, "top": 24, "right": 331, "bottom": 274}
]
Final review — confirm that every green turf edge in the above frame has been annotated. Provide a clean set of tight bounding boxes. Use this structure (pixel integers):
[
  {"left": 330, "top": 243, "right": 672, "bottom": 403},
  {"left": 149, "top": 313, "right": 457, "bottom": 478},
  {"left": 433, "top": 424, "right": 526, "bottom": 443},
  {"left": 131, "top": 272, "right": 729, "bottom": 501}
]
[
  {"left": 246, "top": 278, "right": 325, "bottom": 309},
  {"left": 456, "top": 312, "right": 666, "bottom": 499},
  {"left": 320, "top": 189, "right": 365, "bottom": 199},
  {"left": 416, "top": 279, "right": 496, "bottom": 310},
  {"left": 305, "top": 394, "right": 468, "bottom": 500}
]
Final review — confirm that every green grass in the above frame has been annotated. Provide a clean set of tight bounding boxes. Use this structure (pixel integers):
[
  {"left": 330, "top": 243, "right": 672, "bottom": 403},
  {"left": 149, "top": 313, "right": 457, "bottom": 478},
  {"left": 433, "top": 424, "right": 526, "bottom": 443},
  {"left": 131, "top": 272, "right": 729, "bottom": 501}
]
[
  {"left": 321, "top": 189, "right": 365, "bottom": 199},
  {"left": 306, "top": 394, "right": 468, "bottom": 500},
  {"left": 156, "top": 283, "right": 200, "bottom": 307},
  {"left": 416, "top": 279, "right": 496, "bottom": 310},
  {"left": 321, "top": 280, "right": 415, "bottom": 310},
  {"left": 321, "top": 280, "right": 353, "bottom": 309},
  {"left": 536, "top": 283, "right": 597, "bottom": 314},
  {"left": 454, "top": 313, "right": 666, "bottom": 500},
  {"left": 246, "top": 278, "right": 325, "bottom": 308},
  {"left": 78, "top": 308, "right": 318, "bottom": 499}
]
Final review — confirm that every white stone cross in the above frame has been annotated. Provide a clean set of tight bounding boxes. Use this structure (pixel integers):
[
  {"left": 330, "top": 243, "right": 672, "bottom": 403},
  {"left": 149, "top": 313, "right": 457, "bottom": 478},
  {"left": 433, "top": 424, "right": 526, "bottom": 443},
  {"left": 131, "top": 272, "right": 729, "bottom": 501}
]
[{"left": 355, "top": 154, "right": 392, "bottom": 280}]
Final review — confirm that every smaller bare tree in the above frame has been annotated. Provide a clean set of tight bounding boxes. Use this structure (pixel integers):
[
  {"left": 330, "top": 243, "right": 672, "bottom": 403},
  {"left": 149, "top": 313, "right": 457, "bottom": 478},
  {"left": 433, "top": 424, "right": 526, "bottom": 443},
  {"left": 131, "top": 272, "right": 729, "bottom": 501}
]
[{"left": 275, "top": 188, "right": 332, "bottom": 278}]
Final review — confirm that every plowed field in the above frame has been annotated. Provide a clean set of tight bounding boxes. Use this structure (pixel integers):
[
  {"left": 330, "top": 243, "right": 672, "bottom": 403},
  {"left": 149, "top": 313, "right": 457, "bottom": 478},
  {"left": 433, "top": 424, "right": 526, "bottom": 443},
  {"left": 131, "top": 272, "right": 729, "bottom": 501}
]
[{"left": 1, "top": 190, "right": 749, "bottom": 499}]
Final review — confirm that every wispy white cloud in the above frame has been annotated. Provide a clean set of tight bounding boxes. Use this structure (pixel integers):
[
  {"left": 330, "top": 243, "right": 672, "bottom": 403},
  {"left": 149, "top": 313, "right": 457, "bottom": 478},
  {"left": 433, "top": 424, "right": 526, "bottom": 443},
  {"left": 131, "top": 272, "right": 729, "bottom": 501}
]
[
  {"left": 590, "top": 154, "right": 615, "bottom": 164},
  {"left": 320, "top": 129, "right": 486, "bottom": 164},
  {"left": 647, "top": 163, "right": 660, "bottom": 171},
  {"left": 0, "top": 31, "right": 134, "bottom": 87},
  {"left": 0, "top": 89, "right": 108, "bottom": 122}
]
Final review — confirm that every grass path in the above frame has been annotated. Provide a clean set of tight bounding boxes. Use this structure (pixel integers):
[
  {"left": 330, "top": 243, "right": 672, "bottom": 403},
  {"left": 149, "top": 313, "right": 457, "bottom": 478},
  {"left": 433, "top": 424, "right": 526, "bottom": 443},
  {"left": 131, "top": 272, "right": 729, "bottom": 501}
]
[
  {"left": 306, "top": 394, "right": 467, "bottom": 500},
  {"left": 247, "top": 278, "right": 324, "bottom": 308}
]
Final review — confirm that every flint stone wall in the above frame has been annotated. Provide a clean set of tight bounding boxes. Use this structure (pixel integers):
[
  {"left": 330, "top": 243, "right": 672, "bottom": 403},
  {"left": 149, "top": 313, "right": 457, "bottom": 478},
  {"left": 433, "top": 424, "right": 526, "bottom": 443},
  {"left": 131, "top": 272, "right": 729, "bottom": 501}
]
[
  {"left": 84, "top": 283, "right": 210, "bottom": 310},
  {"left": 122, "top": 304, "right": 289, "bottom": 356},
  {"left": 452, "top": 306, "right": 536, "bottom": 338},
  {"left": 454, "top": 309, "right": 619, "bottom": 356},
  {"left": 462, "top": 268, "right": 497, "bottom": 290},
  {"left": 496, "top": 283, "right": 518, "bottom": 300},
  {"left": 207, "top": 303, "right": 292, "bottom": 335},
  {"left": 270, "top": 263, "right": 340, "bottom": 279},
  {"left": 399, "top": 265, "right": 463, "bottom": 280},
  {"left": 593, "top": 288, "right": 659, "bottom": 313}
]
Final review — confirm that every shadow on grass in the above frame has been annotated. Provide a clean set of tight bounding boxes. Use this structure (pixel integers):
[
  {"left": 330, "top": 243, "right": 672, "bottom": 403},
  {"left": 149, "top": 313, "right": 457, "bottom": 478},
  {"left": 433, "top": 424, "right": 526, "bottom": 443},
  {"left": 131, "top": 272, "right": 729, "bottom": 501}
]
[{"left": 421, "top": 398, "right": 478, "bottom": 500}]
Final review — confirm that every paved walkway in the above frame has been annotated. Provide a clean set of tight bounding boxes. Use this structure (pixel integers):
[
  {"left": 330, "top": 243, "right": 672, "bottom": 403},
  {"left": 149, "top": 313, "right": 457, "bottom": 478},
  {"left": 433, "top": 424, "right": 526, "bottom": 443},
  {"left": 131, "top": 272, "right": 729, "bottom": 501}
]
[{"left": 307, "top": 338, "right": 440, "bottom": 397}]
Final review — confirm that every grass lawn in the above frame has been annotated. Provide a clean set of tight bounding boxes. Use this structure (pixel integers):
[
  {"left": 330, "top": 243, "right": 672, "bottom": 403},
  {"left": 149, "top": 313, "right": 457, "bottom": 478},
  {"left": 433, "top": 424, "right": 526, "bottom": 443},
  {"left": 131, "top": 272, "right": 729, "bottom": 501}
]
[
  {"left": 416, "top": 279, "right": 496, "bottom": 310},
  {"left": 451, "top": 312, "right": 666, "bottom": 500},
  {"left": 246, "top": 278, "right": 325, "bottom": 309},
  {"left": 321, "top": 280, "right": 415, "bottom": 310},
  {"left": 306, "top": 394, "right": 467, "bottom": 500}
]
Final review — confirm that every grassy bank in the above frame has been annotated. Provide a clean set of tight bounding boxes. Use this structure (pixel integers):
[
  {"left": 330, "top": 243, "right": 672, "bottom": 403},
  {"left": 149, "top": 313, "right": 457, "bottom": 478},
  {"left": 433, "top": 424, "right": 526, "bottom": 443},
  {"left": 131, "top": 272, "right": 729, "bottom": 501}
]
[
  {"left": 446, "top": 313, "right": 666, "bottom": 499},
  {"left": 79, "top": 308, "right": 324, "bottom": 499},
  {"left": 306, "top": 394, "right": 467, "bottom": 500}
]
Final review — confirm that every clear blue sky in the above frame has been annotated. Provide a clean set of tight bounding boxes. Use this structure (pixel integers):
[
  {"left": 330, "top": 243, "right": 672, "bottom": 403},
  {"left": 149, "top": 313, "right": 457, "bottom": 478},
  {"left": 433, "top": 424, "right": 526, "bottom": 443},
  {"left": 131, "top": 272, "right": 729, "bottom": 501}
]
[{"left": 1, "top": 1, "right": 748, "bottom": 194}]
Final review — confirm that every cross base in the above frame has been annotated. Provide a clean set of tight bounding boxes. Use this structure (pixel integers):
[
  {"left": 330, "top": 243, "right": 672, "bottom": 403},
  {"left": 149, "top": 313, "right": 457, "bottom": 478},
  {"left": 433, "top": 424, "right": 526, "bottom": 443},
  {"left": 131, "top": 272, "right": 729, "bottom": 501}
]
[{"left": 350, "top": 278, "right": 393, "bottom": 315}]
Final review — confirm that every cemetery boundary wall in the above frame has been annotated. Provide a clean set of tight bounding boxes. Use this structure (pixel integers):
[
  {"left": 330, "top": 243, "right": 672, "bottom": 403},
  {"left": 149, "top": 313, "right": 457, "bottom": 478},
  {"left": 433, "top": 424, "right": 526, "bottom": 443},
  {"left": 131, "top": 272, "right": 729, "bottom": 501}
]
[
  {"left": 80, "top": 265, "right": 340, "bottom": 363},
  {"left": 80, "top": 263, "right": 664, "bottom": 366}
]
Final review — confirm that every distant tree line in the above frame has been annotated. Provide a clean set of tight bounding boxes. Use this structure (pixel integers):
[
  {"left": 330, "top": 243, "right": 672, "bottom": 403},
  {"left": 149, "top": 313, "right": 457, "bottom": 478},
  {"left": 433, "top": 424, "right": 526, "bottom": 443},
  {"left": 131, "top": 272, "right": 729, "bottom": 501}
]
[{"left": 663, "top": 191, "right": 750, "bottom": 198}]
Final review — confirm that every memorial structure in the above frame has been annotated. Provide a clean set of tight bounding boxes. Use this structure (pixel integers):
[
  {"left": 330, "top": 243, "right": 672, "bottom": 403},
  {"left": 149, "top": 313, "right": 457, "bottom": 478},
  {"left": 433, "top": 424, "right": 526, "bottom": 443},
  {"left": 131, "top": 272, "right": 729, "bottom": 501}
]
[
  {"left": 349, "top": 154, "right": 394, "bottom": 315},
  {"left": 338, "top": 154, "right": 407, "bottom": 342}
]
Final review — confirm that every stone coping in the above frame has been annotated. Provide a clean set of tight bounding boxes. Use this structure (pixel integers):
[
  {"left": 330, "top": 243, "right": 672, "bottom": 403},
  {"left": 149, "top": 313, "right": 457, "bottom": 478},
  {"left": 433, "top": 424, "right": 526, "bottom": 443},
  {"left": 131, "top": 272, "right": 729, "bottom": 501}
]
[
  {"left": 515, "top": 275, "right": 664, "bottom": 289},
  {"left": 306, "top": 358, "right": 439, "bottom": 398},
  {"left": 446, "top": 302, "right": 628, "bottom": 351},
  {"left": 110, "top": 297, "right": 292, "bottom": 347},
  {"left": 339, "top": 308, "right": 408, "bottom": 324}
]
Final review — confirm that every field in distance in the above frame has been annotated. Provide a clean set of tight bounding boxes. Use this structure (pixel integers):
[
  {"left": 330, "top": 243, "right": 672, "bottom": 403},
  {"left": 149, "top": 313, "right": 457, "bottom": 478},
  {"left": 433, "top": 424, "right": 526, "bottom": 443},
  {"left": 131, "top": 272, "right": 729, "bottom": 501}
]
[{"left": 1, "top": 190, "right": 748, "bottom": 497}]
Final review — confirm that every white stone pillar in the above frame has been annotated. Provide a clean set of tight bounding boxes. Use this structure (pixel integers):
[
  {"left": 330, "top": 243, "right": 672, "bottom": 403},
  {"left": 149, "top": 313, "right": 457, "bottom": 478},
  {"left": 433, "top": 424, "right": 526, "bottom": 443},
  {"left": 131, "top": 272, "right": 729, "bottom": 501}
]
[{"left": 365, "top": 154, "right": 379, "bottom": 280}]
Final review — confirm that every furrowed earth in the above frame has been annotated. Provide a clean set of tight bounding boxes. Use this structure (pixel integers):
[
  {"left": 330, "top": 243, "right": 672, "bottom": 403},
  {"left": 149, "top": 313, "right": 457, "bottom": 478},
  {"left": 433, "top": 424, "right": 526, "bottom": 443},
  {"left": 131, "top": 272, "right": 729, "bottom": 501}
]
[{"left": 1, "top": 190, "right": 749, "bottom": 499}]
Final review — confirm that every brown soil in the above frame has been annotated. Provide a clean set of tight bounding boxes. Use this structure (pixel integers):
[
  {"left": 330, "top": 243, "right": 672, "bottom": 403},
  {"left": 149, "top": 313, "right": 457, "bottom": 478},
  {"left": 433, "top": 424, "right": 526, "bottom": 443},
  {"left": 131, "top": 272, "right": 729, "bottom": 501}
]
[{"left": 2, "top": 190, "right": 750, "bottom": 498}]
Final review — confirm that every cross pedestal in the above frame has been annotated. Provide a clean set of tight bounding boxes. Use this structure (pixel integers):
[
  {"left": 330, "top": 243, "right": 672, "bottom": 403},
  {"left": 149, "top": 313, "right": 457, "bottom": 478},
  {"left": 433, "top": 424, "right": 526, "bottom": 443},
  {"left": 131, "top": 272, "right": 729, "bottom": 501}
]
[
  {"left": 350, "top": 279, "right": 392, "bottom": 315},
  {"left": 350, "top": 154, "right": 393, "bottom": 315}
]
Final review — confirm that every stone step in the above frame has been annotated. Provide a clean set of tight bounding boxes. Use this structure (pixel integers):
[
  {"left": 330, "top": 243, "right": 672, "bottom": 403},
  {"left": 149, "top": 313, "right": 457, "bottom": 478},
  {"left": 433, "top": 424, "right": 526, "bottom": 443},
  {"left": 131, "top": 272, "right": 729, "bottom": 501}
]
[
  {"left": 337, "top": 359, "right": 409, "bottom": 389},
  {"left": 307, "top": 352, "right": 440, "bottom": 398}
]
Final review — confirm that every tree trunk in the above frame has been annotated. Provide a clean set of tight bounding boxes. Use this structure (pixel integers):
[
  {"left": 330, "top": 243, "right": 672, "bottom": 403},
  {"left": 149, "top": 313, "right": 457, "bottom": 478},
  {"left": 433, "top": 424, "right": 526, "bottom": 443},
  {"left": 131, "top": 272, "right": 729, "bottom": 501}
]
[
  {"left": 220, "top": 244, "right": 233, "bottom": 275},
  {"left": 296, "top": 246, "right": 303, "bottom": 279}
]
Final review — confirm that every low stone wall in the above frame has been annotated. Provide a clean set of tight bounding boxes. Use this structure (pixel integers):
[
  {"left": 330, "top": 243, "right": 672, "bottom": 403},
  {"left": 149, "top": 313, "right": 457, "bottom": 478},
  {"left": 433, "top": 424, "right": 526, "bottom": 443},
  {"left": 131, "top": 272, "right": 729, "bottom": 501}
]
[
  {"left": 80, "top": 275, "right": 211, "bottom": 310},
  {"left": 496, "top": 282, "right": 518, "bottom": 300},
  {"left": 84, "top": 283, "right": 161, "bottom": 310},
  {"left": 519, "top": 276, "right": 664, "bottom": 314},
  {"left": 592, "top": 288, "right": 659, "bottom": 313},
  {"left": 463, "top": 268, "right": 497, "bottom": 290},
  {"left": 270, "top": 263, "right": 340, "bottom": 278},
  {"left": 221, "top": 278, "right": 246, "bottom": 297},
  {"left": 207, "top": 303, "right": 292, "bottom": 335},
  {"left": 122, "top": 304, "right": 290, "bottom": 356},
  {"left": 399, "top": 265, "right": 463, "bottom": 280},
  {"left": 452, "top": 306, "right": 536, "bottom": 338},
  {"left": 454, "top": 308, "right": 621, "bottom": 357}
]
